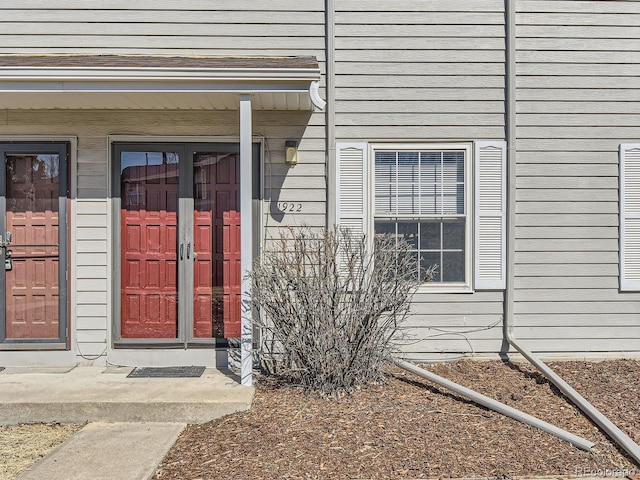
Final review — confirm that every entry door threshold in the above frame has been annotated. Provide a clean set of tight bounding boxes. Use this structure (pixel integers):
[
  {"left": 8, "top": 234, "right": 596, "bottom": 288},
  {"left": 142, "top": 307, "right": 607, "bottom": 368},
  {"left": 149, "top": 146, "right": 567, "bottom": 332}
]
[{"left": 0, "top": 342, "right": 67, "bottom": 351}]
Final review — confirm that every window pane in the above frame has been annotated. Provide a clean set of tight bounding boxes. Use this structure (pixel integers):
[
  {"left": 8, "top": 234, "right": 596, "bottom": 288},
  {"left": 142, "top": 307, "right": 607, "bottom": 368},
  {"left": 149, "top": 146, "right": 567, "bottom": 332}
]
[
  {"left": 443, "top": 219, "right": 465, "bottom": 250},
  {"left": 419, "top": 183, "right": 437, "bottom": 215},
  {"left": 375, "top": 151, "right": 396, "bottom": 184},
  {"left": 421, "top": 252, "right": 441, "bottom": 282},
  {"left": 397, "top": 183, "right": 419, "bottom": 214},
  {"left": 419, "top": 221, "right": 441, "bottom": 250},
  {"left": 375, "top": 151, "right": 397, "bottom": 215},
  {"left": 374, "top": 220, "right": 396, "bottom": 236},
  {"left": 441, "top": 184, "right": 461, "bottom": 215},
  {"left": 6, "top": 154, "right": 59, "bottom": 213},
  {"left": 397, "top": 152, "right": 419, "bottom": 183},
  {"left": 375, "top": 183, "right": 396, "bottom": 215},
  {"left": 399, "top": 250, "right": 420, "bottom": 281},
  {"left": 420, "top": 151, "right": 440, "bottom": 183},
  {"left": 443, "top": 151, "right": 465, "bottom": 182},
  {"left": 443, "top": 252, "right": 465, "bottom": 282},
  {"left": 397, "top": 222, "right": 418, "bottom": 249}
]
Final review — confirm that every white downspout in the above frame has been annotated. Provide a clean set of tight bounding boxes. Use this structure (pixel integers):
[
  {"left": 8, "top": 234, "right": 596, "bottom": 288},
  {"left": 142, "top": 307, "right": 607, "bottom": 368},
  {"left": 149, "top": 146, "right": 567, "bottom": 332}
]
[
  {"left": 503, "top": 0, "right": 640, "bottom": 465},
  {"left": 394, "top": 359, "right": 594, "bottom": 451}
]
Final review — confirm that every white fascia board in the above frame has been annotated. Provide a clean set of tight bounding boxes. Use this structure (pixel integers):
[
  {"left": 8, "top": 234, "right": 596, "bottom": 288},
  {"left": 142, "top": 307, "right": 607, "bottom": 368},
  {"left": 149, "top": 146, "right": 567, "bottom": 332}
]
[
  {"left": 0, "top": 66, "right": 324, "bottom": 110},
  {"left": 0, "top": 66, "right": 321, "bottom": 82},
  {"left": 0, "top": 80, "right": 314, "bottom": 93}
]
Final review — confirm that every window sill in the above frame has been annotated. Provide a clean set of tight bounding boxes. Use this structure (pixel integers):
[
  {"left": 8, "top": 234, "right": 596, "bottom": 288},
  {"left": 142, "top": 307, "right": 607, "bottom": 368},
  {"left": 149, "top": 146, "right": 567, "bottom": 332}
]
[{"left": 416, "top": 283, "right": 474, "bottom": 294}]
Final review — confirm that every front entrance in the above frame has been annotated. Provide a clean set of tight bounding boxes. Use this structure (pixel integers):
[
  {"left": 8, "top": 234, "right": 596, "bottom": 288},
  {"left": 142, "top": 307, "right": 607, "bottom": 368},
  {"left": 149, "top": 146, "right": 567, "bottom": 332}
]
[
  {"left": 113, "top": 142, "right": 254, "bottom": 346},
  {"left": 0, "top": 142, "right": 69, "bottom": 348}
]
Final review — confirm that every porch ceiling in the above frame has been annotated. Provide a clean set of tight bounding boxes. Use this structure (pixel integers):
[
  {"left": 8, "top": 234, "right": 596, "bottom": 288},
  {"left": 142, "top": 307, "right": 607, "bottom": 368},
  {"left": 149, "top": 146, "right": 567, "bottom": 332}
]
[{"left": 0, "top": 55, "right": 324, "bottom": 111}]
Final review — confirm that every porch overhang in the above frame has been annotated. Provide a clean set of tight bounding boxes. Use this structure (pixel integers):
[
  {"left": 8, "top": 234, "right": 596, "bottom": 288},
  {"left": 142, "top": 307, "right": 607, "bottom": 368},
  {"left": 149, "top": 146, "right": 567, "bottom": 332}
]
[{"left": 0, "top": 55, "right": 325, "bottom": 110}]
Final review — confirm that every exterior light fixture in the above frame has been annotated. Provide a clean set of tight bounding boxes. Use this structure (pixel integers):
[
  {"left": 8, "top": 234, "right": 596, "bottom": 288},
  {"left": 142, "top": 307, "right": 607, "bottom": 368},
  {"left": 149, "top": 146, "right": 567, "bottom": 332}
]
[{"left": 285, "top": 140, "right": 299, "bottom": 165}]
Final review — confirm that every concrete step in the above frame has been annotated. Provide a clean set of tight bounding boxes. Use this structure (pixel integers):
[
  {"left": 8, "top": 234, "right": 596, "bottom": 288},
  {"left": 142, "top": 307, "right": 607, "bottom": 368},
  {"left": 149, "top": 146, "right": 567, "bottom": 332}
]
[{"left": 0, "top": 366, "right": 254, "bottom": 425}]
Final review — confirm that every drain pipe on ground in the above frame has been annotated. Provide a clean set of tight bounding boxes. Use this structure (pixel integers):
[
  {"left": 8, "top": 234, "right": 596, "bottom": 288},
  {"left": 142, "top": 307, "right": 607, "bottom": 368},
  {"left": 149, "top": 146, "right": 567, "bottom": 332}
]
[
  {"left": 393, "top": 358, "right": 595, "bottom": 451},
  {"left": 503, "top": 0, "right": 640, "bottom": 466}
]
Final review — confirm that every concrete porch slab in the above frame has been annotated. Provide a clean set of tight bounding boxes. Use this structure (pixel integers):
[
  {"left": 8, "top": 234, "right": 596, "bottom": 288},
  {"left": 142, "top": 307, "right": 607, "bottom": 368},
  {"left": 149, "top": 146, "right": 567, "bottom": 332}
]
[{"left": 0, "top": 366, "right": 254, "bottom": 425}]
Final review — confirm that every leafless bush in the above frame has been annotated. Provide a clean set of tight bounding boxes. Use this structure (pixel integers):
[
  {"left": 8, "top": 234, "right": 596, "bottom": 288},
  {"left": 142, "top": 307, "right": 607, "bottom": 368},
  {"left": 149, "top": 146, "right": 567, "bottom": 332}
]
[{"left": 250, "top": 227, "right": 435, "bottom": 395}]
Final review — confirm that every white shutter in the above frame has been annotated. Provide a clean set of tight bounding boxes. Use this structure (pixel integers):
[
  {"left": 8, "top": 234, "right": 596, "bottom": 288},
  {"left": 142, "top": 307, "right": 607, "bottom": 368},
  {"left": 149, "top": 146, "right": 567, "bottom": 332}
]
[
  {"left": 620, "top": 144, "right": 640, "bottom": 291},
  {"left": 336, "top": 142, "right": 368, "bottom": 237},
  {"left": 474, "top": 141, "right": 506, "bottom": 290}
]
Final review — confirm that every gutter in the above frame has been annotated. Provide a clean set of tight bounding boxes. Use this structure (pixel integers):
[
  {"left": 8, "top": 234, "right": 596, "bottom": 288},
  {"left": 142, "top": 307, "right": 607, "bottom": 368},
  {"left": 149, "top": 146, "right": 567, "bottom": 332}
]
[{"left": 503, "top": 0, "right": 640, "bottom": 465}]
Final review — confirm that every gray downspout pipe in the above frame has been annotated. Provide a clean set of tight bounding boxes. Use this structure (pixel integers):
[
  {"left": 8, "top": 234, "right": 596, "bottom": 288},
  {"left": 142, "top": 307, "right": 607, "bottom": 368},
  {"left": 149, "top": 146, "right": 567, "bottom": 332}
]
[
  {"left": 325, "top": 0, "right": 337, "bottom": 228},
  {"left": 394, "top": 359, "right": 595, "bottom": 451},
  {"left": 503, "top": 0, "right": 640, "bottom": 466}
]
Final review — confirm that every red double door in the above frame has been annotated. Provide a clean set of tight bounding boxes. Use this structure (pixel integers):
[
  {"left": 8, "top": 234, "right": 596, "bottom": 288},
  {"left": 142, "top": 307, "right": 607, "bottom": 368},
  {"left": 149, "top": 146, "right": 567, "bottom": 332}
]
[{"left": 116, "top": 144, "right": 242, "bottom": 343}]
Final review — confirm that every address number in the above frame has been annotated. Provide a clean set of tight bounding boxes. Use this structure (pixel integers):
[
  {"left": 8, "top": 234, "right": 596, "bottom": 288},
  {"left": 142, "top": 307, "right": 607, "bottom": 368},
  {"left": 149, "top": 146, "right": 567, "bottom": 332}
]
[{"left": 277, "top": 202, "right": 303, "bottom": 212}]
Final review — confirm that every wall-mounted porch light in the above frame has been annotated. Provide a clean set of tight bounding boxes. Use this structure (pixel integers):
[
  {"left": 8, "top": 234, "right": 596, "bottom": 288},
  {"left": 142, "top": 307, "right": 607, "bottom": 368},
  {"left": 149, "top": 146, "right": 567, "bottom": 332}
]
[{"left": 285, "top": 140, "right": 299, "bottom": 165}]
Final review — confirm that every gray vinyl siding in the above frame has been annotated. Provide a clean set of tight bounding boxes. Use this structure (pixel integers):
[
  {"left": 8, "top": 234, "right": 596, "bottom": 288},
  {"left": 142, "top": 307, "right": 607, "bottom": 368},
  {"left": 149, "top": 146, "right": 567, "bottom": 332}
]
[
  {"left": 335, "top": 0, "right": 505, "bottom": 142},
  {"left": 0, "top": 0, "right": 325, "bottom": 58},
  {"left": 335, "top": 0, "right": 507, "bottom": 359},
  {"left": 514, "top": 0, "right": 640, "bottom": 354}
]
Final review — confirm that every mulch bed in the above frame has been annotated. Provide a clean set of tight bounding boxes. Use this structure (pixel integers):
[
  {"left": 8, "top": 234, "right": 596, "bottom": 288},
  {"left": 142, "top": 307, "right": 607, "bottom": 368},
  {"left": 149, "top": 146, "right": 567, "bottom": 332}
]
[{"left": 155, "top": 359, "right": 640, "bottom": 479}]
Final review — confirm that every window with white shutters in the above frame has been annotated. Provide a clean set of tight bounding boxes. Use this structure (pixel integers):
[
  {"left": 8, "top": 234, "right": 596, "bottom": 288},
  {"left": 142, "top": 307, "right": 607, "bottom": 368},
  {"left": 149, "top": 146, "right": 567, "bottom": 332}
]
[
  {"left": 336, "top": 141, "right": 506, "bottom": 291},
  {"left": 372, "top": 143, "right": 471, "bottom": 287}
]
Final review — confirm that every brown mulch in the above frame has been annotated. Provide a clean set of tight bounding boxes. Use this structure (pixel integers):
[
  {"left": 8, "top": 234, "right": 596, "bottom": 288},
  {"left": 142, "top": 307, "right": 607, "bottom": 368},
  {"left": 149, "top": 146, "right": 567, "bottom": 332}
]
[{"left": 155, "top": 359, "right": 640, "bottom": 479}]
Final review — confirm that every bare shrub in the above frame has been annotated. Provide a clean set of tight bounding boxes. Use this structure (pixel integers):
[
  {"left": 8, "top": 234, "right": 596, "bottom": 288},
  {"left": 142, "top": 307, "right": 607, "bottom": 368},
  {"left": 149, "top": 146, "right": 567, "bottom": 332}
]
[{"left": 250, "top": 227, "right": 435, "bottom": 395}]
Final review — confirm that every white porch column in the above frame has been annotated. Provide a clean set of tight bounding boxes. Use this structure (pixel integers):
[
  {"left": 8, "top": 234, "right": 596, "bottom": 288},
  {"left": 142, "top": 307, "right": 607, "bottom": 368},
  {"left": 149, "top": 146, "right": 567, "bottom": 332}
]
[{"left": 239, "top": 95, "right": 253, "bottom": 386}]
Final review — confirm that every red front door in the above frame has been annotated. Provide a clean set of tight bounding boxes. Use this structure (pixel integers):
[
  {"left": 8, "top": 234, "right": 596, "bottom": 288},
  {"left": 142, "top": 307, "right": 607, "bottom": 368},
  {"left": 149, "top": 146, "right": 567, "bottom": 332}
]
[
  {"left": 120, "top": 153, "right": 179, "bottom": 338},
  {"left": 193, "top": 152, "right": 241, "bottom": 339},
  {"left": 1, "top": 143, "right": 68, "bottom": 345},
  {"left": 117, "top": 144, "right": 242, "bottom": 344}
]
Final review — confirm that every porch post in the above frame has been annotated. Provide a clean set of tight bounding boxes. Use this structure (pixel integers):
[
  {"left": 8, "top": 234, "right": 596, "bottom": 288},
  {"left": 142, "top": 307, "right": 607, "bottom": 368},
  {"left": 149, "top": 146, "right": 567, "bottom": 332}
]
[{"left": 239, "top": 95, "right": 253, "bottom": 386}]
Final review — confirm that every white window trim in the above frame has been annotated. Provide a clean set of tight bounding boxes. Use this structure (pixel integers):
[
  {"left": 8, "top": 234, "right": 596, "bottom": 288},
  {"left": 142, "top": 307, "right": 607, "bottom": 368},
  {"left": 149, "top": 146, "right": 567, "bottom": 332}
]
[{"left": 368, "top": 142, "right": 473, "bottom": 293}]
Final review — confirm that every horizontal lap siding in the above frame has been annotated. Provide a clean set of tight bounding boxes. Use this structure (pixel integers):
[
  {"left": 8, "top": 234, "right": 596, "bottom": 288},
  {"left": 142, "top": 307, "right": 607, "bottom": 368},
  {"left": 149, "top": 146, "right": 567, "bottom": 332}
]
[
  {"left": 0, "top": 1, "right": 325, "bottom": 57},
  {"left": 335, "top": 0, "right": 505, "bottom": 141},
  {"left": 514, "top": 0, "right": 640, "bottom": 354},
  {"left": 335, "top": 0, "right": 506, "bottom": 359}
]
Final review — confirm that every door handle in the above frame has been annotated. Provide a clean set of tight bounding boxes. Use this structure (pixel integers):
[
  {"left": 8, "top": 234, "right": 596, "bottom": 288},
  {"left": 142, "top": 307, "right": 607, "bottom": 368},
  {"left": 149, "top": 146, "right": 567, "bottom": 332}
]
[
  {"left": 0, "top": 231, "right": 11, "bottom": 249},
  {"left": 186, "top": 242, "right": 191, "bottom": 260},
  {"left": 180, "top": 243, "right": 184, "bottom": 260}
]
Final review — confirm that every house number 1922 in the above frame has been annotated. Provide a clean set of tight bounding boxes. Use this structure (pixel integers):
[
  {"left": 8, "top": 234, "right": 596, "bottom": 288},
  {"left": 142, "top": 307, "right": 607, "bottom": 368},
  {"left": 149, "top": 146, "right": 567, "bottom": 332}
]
[{"left": 277, "top": 202, "right": 303, "bottom": 213}]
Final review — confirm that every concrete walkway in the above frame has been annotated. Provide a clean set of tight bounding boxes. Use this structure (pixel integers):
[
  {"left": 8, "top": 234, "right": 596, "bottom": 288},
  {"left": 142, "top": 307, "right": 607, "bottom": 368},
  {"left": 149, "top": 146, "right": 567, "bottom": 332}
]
[
  {"left": 16, "top": 422, "right": 186, "bottom": 480},
  {"left": 1, "top": 366, "right": 254, "bottom": 479},
  {"left": 0, "top": 366, "right": 254, "bottom": 424}
]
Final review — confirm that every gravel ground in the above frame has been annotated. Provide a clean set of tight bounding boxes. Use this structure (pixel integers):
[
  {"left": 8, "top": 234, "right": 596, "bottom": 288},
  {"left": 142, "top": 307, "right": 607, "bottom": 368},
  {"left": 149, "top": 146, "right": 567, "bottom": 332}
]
[
  {"left": 155, "top": 359, "right": 640, "bottom": 480},
  {"left": 0, "top": 423, "right": 81, "bottom": 480}
]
